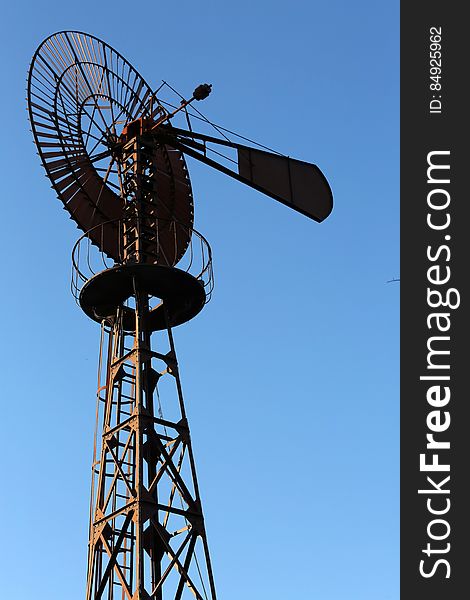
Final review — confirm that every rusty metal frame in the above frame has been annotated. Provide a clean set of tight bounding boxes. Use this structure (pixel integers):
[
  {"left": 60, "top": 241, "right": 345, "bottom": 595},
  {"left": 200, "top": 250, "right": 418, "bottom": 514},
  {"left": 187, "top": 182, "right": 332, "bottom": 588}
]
[
  {"left": 28, "top": 29, "right": 334, "bottom": 600},
  {"left": 87, "top": 296, "right": 217, "bottom": 600}
]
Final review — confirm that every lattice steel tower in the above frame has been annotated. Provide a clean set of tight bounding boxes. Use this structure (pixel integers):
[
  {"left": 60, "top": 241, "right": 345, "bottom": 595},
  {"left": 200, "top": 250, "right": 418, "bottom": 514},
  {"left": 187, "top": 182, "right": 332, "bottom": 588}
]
[{"left": 28, "top": 31, "right": 333, "bottom": 600}]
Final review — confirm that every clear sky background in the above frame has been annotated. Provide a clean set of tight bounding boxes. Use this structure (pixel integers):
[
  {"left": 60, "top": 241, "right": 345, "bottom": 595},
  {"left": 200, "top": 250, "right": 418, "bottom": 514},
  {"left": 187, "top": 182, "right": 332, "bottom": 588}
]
[{"left": 1, "top": 1, "right": 398, "bottom": 598}]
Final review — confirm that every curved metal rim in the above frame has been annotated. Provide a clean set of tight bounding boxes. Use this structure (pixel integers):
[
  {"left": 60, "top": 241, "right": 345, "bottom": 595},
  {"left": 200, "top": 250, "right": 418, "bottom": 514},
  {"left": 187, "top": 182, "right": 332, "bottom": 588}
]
[
  {"left": 71, "top": 217, "right": 213, "bottom": 291},
  {"left": 27, "top": 29, "right": 153, "bottom": 180},
  {"left": 28, "top": 31, "right": 195, "bottom": 261}
]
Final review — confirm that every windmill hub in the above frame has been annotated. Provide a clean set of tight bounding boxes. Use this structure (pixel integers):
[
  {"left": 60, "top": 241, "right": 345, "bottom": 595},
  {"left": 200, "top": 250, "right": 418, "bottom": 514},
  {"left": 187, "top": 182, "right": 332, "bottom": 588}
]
[{"left": 119, "top": 117, "right": 156, "bottom": 143}]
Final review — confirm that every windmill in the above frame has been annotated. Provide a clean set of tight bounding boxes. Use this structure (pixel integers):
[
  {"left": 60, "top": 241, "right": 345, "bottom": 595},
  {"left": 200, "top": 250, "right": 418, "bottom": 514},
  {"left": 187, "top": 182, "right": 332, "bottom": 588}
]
[{"left": 28, "top": 31, "right": 333, "bottom": 600}]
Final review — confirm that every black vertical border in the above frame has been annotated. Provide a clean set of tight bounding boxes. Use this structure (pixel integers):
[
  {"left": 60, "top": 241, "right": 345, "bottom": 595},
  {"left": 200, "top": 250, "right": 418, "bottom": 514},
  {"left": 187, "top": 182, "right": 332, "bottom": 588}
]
[{"left": 401, "top": 4, "right": 469, "bottom": 599}]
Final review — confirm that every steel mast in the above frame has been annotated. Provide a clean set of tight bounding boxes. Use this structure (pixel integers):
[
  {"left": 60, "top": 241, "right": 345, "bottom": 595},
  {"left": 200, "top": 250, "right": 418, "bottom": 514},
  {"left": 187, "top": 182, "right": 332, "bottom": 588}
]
[{"left": 79, "top": 126, "right": 216, "bottom": 600}]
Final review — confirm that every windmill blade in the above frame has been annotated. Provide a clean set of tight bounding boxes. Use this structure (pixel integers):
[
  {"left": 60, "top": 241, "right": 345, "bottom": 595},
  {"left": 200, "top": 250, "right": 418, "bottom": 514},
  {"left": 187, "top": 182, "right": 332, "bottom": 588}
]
[{"left": 156, "top": 125, "right": 333, "bottom": 223}]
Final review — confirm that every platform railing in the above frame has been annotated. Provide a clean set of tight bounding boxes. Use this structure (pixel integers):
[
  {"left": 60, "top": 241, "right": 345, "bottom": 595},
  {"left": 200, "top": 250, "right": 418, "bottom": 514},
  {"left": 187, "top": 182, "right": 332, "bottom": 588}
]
[{"left": 71, "top": 218, "right": 214, "bottom": 304}]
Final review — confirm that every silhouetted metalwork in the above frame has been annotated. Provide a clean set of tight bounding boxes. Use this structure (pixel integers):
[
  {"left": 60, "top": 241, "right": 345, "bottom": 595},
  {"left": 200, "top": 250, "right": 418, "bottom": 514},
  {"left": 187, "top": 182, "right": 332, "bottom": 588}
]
[{"left": 28, "top": 30, "right": 333, "bottom": 600}]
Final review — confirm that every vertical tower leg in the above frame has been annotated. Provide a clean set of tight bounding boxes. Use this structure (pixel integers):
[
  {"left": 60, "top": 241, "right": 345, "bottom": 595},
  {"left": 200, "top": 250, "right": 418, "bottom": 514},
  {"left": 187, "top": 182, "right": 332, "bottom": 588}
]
[{"left": 86, "top": 289, "right": 216, "bottom": 600}]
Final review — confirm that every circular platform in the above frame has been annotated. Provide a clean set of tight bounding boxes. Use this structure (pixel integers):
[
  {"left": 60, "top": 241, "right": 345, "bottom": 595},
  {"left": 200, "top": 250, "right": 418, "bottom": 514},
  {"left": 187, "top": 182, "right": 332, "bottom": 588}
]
[{"left": 79, "top": 264, "right": 206, "bottom": 331}]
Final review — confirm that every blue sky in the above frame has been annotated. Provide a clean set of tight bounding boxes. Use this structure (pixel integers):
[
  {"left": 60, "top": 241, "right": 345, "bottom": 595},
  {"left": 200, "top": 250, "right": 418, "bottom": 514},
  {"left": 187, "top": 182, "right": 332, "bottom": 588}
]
[{"left": 1, "top": 1, "right": 398, "bottom": 598}]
